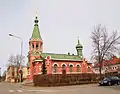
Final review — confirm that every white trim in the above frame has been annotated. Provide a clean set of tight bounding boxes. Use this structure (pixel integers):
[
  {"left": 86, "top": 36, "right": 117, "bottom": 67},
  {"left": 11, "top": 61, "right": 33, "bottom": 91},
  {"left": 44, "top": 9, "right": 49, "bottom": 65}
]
[
  {"left": 66, "top": 72, "right": 82, "bottom": 74},
  {"left": 52, "top": 63, "right": 59, "bottom": 67},
  {"left": 76, "top": 63, "right": 81, "bottom": 67},
  {"left": 34, "top": 60, "right": 43, "bottom": 62},
  {"left": 69, "top": 63, "right": 74, "bottom": 67},
  {"left": 61, "top": 63, "right": 67, "bottom": 67},
  {"left": 52, "top": 72, "right": 62, "bottom": 74},
  {"left": 87, "top": 66, "right": 91, "bottom": 68}
]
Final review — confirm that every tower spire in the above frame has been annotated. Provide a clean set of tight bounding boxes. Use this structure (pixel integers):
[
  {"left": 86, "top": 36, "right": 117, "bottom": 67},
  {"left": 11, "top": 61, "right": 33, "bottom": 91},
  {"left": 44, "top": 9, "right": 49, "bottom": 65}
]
[
  {"left": 76, "top": 37, "right": 83, "bottom": 58},
  {"left": 30, "top": 15, "right": 42, "bottom": 40},
  {"left": 36, "top": 10, "right": 38, "bottom": 17},
  {"left": 77, "top": 36, "right": 80, "bottom": 44},
  {"left": 34, "top": 15, "right": 39, "bottom": 26},
  {"left": 29, "top": 14, "right": 43, "bottom": 52}
]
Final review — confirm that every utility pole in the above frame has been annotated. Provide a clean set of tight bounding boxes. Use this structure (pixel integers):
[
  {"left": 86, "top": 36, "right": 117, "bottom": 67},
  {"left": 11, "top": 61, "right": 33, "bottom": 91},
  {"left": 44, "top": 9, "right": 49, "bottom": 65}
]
[
  {"left": 0, "top": 67, "right": 1, "bottom": 82},
  {"left": 9, "top": 34, "right": 23, "bottom": 87}
]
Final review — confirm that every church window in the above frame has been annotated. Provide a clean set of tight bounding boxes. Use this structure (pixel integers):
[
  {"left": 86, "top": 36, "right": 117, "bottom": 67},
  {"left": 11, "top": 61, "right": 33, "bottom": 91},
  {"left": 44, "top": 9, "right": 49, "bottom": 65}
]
[
  {"left": 36, "top": 43, "right": 39, "bottom": 49},
  {"left": 69, "top": 65, "right": 73, "bottom": 72},
  {"left": 32, "top": 43, "right": 34, "bottom": 49},
  {"left": 87, "top": 66, "right": 91, "bottom": 72},
  {"left": 62, "top": 64, "right": 66, "bottom": 70},
  {"left": 53, "top": 64, "right": 58, "bottom": 73},
  {"left": 76, "top": 65, "right": 81, "bottom": 72}
]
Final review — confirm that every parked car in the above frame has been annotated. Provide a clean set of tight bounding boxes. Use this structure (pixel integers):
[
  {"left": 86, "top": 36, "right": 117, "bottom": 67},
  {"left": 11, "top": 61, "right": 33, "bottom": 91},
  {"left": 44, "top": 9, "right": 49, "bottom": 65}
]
[{"left": 99, "top": 76, "right": 120, "bottom": 86}]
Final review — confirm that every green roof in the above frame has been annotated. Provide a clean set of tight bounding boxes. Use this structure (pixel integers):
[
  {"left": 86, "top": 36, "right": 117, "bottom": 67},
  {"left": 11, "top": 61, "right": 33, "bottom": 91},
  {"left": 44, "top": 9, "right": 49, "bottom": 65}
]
[
  {"left": 33, "top": 53, "right": 82, "bottom": 61},
  {"left": 32, "top": 50, "right": 41, "bottom": 55},
  {"left": 31, "top": 16, "right": 42, "bottom": 40}
]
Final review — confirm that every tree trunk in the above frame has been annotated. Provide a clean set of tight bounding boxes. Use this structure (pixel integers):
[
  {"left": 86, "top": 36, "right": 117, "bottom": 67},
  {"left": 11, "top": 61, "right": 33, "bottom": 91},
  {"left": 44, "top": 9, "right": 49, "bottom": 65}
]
[
  {"left": 99, "top": 62, "right": 103, "bottom": 80},
  {"left": 99, "top": 66, "right": 102, "bottom": 80}
]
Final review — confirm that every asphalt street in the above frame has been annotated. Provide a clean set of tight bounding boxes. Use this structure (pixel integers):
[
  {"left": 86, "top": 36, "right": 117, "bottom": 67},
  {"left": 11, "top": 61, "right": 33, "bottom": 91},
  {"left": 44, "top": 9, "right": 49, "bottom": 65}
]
[{"left": 0, "top": 82, "right": 120, "bottom": 94}]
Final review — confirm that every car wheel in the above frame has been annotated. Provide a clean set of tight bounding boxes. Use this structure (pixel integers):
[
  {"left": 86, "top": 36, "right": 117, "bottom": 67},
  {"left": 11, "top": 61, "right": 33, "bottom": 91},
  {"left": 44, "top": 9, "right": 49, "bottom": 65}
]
[
  {"left": 117, "top": 81, "right": 120, "bottom": 85},
  {"left": 108, "top": 82, "right": 111, "bottom": 86},
  {"left": 99, "top": 83, "right": 102, "bottom": 86}
]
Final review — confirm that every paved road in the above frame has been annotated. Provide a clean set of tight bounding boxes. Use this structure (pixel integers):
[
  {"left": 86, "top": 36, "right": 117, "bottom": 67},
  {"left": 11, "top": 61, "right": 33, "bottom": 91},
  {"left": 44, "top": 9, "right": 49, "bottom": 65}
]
[{"left": 0, "top": 82, "right": 120, "bottom": 94}]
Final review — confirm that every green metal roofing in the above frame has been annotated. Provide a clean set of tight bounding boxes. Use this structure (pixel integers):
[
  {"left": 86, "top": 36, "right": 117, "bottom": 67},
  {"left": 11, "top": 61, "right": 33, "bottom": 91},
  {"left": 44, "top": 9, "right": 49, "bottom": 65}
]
[
  {"left": 39, "top": 53, "right": 82, "bottom": 61},
  {"left": 32, "top": 50, "right": 41, "bottom": 55},
  {"left": 31, "top": 50, "right": 82, "bottom": 61},
  {"left": 31, "top": 16, "right": 42, "bottom": 40}
]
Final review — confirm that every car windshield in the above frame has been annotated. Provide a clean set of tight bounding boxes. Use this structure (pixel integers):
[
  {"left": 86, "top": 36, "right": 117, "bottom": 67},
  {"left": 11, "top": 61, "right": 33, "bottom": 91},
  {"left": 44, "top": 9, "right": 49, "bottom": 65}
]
[
  {"left": 103, "top": 76, "right": 120, "bottom": 80},
  {"left": 103, "top": 77, "right": 109, "bottom": 80},
  {"left": 111, "top": 76, "right": 120, "bottom": 79}
]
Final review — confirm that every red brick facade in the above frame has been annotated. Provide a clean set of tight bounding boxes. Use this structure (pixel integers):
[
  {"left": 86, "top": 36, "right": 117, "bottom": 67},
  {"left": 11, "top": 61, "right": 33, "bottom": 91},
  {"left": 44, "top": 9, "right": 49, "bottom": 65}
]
[{"left": 27, "top": 16, "right": 93, "bottom": 81}]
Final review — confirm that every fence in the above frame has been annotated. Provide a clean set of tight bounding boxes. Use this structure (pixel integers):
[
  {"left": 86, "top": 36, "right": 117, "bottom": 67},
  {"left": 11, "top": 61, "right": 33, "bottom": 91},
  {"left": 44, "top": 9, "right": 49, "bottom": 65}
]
[
  {"left": 33, "top": 72, "right": 120, "bottom": 86},
  {"left": 33, "top": 73, "right": 103, "bottom": 86},
  {"left": 105, "top": 72, "right": 120, "bottom": 77}
]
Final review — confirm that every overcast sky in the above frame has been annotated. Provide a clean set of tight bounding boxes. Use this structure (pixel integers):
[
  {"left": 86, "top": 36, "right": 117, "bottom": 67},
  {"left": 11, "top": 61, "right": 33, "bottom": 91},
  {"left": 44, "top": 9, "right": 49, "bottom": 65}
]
[{"left": 0, "top": 0, "right": 120, "bottom": 74}]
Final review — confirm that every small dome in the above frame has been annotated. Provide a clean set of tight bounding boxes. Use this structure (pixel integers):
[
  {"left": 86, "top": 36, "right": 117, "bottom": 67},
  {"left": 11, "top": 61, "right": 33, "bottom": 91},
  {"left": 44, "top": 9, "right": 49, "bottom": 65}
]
[
  {"left": 76, "top": 39, "right": 83, "bottom": 48},
  {"left": 34, "top": 16, "right": 39, "bottom": 24},
  {"left": 76, "top": 43, "right": 83, "bottom": 48}
]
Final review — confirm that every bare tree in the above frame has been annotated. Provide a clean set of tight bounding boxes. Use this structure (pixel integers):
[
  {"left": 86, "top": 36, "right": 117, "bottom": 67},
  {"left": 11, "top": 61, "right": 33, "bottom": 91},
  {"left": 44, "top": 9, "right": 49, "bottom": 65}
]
[
  {"left": 15, "top": 54, "right": 25, "bottom": 67},
  {"left": 117, "top": 48, "right": 120, "bottom": 57},
  {"left": 8, "top": 54, "right": 25, "bottom": 82},
  {"left": 8, "top": 55, "right": 16, "bottom": 66},
  {"left": 91, "top": 24, "right": 120, "bottom": 80},
  {"left": 8, "top": 54, "right": 25, "bottom": 67}
]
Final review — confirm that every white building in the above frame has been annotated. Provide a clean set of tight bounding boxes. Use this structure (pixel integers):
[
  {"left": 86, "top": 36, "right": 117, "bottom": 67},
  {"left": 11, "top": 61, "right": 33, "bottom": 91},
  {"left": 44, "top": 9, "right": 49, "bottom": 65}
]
[{"left": 92, "top": 56, "right": 120, "bottom": 74}]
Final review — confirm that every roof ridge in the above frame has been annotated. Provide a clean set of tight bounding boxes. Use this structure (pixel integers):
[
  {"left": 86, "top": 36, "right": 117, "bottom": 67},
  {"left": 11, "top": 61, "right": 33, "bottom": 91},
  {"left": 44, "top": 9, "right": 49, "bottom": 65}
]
[{"left": 42, "top": 52, "right": 78, "bottom": 56}]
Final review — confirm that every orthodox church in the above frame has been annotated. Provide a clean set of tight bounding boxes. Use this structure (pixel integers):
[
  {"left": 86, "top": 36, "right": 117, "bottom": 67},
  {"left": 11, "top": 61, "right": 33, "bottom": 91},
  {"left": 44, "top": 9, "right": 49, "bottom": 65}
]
[{"left": 27, "top": 16, "right": 92, "bottom": 80}]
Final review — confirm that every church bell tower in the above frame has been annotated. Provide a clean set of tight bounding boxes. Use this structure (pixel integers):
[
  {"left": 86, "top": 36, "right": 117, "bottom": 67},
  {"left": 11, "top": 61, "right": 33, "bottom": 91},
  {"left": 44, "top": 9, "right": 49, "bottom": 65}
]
[{"left": 29, "top": 16, "right": 43, "bottom": 53}]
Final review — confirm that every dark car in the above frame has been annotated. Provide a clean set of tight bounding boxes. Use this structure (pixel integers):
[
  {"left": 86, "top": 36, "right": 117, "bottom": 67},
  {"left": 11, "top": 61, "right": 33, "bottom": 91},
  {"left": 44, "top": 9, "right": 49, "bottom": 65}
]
[{"left": 99, "top": 76, "right": 120, "bottom": 86}]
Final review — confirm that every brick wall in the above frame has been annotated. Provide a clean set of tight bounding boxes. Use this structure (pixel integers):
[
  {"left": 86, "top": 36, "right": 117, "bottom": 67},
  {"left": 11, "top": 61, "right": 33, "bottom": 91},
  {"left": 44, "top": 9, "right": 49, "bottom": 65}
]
[{"left": 33, "top": 73, "right": 102, "bottom": 86}]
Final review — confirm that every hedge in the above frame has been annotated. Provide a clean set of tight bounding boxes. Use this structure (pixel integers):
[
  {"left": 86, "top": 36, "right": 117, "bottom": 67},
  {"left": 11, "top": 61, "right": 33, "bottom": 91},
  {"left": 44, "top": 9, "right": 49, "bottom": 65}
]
[{"left": 33, "top": 73, "right": 120, "bottom": 87}]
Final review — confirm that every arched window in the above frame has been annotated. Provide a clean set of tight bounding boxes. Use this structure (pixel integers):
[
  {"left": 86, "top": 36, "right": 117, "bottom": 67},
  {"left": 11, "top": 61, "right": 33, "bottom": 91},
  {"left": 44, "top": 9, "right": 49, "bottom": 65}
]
[
  {"left": 32, "top": 43, "right": 34, "bottom": 49},
  {"left": 36, "top": 43, "right": 39, "bottom": 50},
  {"left": 53, "top": 64, "right": 58, "bottom": 73},
  {"left": 76, "top": 65, "right": 81, "bottom": 72},
  {"left": 87, "top": 66, "right": 91, "bottom": 72},
  {"left": 62, "top": 64, "right": 66, "bottom": 70},
  {"left": 69, "top": 65, "right": 73, "bottom": 72}
]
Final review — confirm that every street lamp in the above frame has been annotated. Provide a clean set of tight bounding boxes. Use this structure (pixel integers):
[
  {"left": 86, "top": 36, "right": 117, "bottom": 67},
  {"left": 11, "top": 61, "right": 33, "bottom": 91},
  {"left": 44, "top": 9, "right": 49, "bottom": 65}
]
[
  {"left": 9, "top": 33, "right": 23, "bottom": 86},
  {"left": 0, "top": 67, "right": 1, "bottom": 82}
]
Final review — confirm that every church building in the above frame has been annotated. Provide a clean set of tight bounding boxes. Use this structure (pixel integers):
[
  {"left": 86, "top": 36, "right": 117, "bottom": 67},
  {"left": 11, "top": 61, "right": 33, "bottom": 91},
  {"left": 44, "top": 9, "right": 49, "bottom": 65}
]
[{"left": 27, "top": 16, "right": 93, "bottom": 80}]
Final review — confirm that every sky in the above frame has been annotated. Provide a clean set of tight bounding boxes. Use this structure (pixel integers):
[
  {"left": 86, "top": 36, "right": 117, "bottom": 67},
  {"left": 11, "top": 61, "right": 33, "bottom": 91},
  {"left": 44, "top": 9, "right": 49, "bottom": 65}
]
[{"left": 0, "top": 0, "right": 120, "bottom": 74}]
